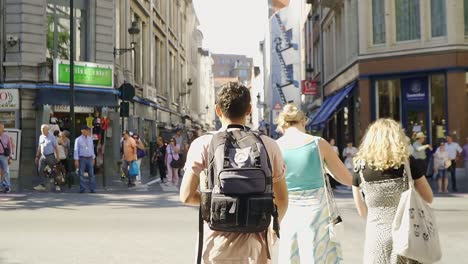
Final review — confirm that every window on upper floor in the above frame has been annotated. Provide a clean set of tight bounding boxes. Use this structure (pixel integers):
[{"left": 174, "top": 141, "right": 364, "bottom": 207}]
[
  {"left": 465, "top": 0, "right": 468, "bottom": 35},
  {"left": 239, "top": 70, "right": 248, "bottom": 78},
  {"left": 395, "top": 0, "right": 420, "bottom": 41},
  {"left": 431, "top": 0, "right": 447, "bottom": 38},
  {"left": 46, "top": 0, "right": 87, "bottom": 61},
  {"left": 372, "top": 0, "right": 386, "bottom": 44}
]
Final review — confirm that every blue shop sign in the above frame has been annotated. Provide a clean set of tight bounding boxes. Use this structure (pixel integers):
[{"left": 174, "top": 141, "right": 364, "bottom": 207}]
[{"left": 404, "top": 79, "right": 427, "bottom": 102}]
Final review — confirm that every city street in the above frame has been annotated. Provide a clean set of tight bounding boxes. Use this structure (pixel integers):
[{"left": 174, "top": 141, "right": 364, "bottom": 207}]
[{"left": 0, "top": 184, "right": 467, "bottom": 264}]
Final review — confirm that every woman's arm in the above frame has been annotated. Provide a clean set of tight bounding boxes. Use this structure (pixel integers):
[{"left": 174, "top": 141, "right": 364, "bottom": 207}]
[
  {"left": 352, "top": 186, "right": 368, "bottom": 219},
  {"left": 414, "top": 176, "right": 433, "bottom": 203},
  {"left": 319, "top": 140, "right": 353, "bottom": 186}
]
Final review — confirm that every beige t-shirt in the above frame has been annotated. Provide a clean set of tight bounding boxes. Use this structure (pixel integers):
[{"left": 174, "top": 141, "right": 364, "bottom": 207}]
[{"left": 184, "top": 131, "right": 285, "bottom": 264}]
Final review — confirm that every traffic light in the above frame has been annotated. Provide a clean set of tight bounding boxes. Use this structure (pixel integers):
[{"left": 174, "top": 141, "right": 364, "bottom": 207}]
[
  {"left": 118, "top": 83, "right": 135, "bottom": 101},
  {"left": 120, "top": 102, "right": 129, "bottom": 117}
]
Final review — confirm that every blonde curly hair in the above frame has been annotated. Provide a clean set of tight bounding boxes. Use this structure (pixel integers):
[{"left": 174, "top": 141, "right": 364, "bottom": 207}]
[
  {"left": 276, "top": 103, "right": 306, "bottom": 129},
  {"left": 354, "top": 118, "right": 409, "bottom": 170}
]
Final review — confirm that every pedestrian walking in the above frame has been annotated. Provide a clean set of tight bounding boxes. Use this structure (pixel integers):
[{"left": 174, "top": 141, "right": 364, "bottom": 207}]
[
  {"left": 342, "top": 141, "right": 358, "bottom": 173},
  {"left": 463, "top": 137, "right": 468, "bottom": 180},
  {"left": 133, "top": 133, "right": 146, "bottom": 182},
  {"left": 152, "top": 136, "right": 167, "bottom": 183},
  {"left": 165, "top": 137, "right": 180, "bottom": 186},
  {"left": 434, "top": 142, "right": 450, "bottom": 193},
  {"left": 57, "top": 131, "right": 70, "bottom": 171},
  {"left": 329, "top": 138, "right": 339, "bottom": 155},
  {"left": 0, "top": 123, "right": 14, "bottom": 193},
  {"left": 352, "top": 118, "right": 433, "bottom": 264},
  {"left": 445, "top": 135, "right": 463, "bottom": 192},
  {"left": 74, "top": 126, "right": 96, "bottom": 193},
  {"left": 34, "top": 124, "right": 59, "bottom": 191},
  {"left": 174, "top": 128, "right": 188, "bottom": 177},
  {"left": 275, "top": 104, "right": 352, "bottom": 264},
  {"left": 179, "top": 82, "right": 289, "bottom": 264},
  {"left": 411, "top": 132, "right": 432, "bottom": 180},
  {"left": 121, "top": 130, "right": 137, "bottom": 187}
]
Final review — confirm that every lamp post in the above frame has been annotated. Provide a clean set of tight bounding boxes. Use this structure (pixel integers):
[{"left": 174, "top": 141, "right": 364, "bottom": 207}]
[
  {"left": 114, "top": 21, "right": 140, "bottom": 133},
  {"left": 69, "top": 0, "right": 75, "bottom": 143},
  {"left": 114, "top": 21, "right": 140, "bottom": 57}
]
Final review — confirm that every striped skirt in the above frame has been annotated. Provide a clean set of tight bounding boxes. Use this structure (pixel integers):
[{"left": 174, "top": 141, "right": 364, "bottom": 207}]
[{"left": 276, "top": 188, "right": 343, "bottom": 264}]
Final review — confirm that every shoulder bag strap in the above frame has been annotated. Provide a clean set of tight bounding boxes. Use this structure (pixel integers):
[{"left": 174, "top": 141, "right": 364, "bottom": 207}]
[
  {"left": 316, "top": 137, "right": 340, "bottom": 220},
  {"left": 197, "top": 206, "right": 204, "bottom": 264},
  {"left": 404, "top": 160, "right": 415, "bottom": 190}
]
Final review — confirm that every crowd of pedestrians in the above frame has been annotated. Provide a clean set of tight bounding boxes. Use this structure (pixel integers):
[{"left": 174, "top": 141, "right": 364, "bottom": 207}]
[{"left": 179, "top": 81, "right": 463, "bottom": 264}]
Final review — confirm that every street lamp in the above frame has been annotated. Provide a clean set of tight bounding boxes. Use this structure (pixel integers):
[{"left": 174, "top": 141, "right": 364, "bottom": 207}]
[
  {"left": 113, "top": 21, "right": 140, "bottom": 57},
  {"left": 180, "top": 78, "right": 193, "bottom": 96}
]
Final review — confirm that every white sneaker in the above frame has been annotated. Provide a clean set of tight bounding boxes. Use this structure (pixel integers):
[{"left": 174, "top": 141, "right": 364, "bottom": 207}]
[
  {"left": 34, "top": 184, "right": 46, "bottom": 191},
  {"left": 55, "top": 185, "right": 61, "bottom": 192}
]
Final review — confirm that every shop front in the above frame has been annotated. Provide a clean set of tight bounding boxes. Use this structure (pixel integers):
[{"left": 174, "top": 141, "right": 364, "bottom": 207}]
[
  {"left": 372, "top": 73, "right": 448, "bottom": 145},
  {"left": 309, "top": 81, "right": 358, "bottom": 147}
]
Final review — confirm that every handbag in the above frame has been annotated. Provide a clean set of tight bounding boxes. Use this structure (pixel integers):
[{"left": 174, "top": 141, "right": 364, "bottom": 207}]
[
  {"left": 169, "top": 145, "right": 184, "bottom": 169},
  {"left": 57, "top": 144, "right": 67, "bottom": 160},
  {"left": 392, "top": 161, "right": 442, "bottom": 263},
  {"left": 316, "top": 138, "right": 344, "bottom": 243},
  {"left": 444, "top": 159, "right": 452, "bottom": 169},
  {"left": 137, "top": 148, "right": 146, "bottom": 159},
  {"left": 0, "top": 139, "right": 11, "bottom": 157},
  {"left": 129, "top": 161, "right": 139, "bottom": 177}
]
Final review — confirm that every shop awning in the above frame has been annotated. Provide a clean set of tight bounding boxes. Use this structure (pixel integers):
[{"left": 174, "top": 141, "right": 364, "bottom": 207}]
[
  {"left": 309, "top": 81, "right": 356, "bottom": 130},
  {"left": 35, "top": 88, "right": 118, "bottom": 107}
]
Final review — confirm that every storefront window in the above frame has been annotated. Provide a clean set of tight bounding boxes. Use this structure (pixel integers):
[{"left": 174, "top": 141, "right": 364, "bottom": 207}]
[
  {"left": 431, "top": 74, "right": 447, "bottom": 143},
  {"left": 376, "top": 79, "right": 401, "bottom": 120},
  {"left": 46, "top": 1, "right": 87, "bottom": 61},
  {"left": 0, "top": 112, "right": 16, "bottom": 128}
]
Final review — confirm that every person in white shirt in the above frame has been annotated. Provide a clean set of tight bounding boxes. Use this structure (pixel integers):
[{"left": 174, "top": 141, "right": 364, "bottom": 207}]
[
  {"left": 434, "top": 142, "right": 450, "bottom": 193},
  {"left": 445, "top": 135, "right": 463, "bottom": 192},
  {"left": 329, "top": 138, "right": 339, "bottom": 156},
  {"left": 343, "top": 141, "right": 358, "bottom": 172}
]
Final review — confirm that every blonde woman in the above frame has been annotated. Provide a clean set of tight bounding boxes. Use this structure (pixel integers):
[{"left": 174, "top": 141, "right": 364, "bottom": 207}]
[
  {"left": 276, "top": 104, "right": 352, "bottom": 264},
  {"left": 352, "top": 119, "right": 433, "bottom": 264}
]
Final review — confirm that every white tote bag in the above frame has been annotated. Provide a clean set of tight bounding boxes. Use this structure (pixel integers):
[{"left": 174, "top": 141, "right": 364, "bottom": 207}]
[
  {"left": 317, "top": 138, "right": 344, "bottom": 244},
  {"left": 392, "top": 161, "right": 442, "bottom": 263}
]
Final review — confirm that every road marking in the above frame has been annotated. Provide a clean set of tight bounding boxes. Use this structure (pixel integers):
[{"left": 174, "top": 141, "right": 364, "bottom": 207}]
[
  {"left": 146, "top": 178, "right": 161, "bottom": 186},
  {"left": 160, "top": 183, "right": 178, "bottom": 192}
]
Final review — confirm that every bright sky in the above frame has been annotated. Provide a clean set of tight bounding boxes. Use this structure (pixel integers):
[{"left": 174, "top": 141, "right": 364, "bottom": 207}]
[{"left": 193, "top": 0, "right": 268, "bottom": 60}]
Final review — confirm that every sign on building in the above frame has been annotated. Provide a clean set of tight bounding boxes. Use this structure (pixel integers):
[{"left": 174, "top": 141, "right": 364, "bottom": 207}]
[
  {"left": 54, "top": 59, "right": 114, "bottom": 89},
  {"left": 302, "top": 80, "right": 318, "bottom": 95},
  {"left": 0, "top": 89, "right": 19, "bottom": 110}
]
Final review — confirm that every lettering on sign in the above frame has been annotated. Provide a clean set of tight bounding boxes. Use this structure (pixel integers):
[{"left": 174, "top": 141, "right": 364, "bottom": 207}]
[
  {"left": 0, "top": 89, "right": 19, "bottom": 110},
  {"left": 54, "top": 105, "right": 94, "bottom": 113}
]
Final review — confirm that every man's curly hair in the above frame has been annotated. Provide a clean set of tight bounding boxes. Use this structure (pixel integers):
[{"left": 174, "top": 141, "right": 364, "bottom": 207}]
[{"left": 216, "top": 82, "right": 251, "bottom": 119}]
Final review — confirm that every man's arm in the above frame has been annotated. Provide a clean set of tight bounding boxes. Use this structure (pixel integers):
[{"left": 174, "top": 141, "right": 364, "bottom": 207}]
[{"left": 179, "top": 171, "right": 201, "bottom": 205}]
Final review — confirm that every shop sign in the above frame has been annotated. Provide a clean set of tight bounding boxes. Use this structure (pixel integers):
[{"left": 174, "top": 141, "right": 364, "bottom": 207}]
[
  {"left": 405, "top": 80, "right": 427, "bottom": 102},
  {"left": 302, "top": 80, "right": 318, "bottom": 95},
  {"left": 54, "top": 59, "right": 114, "bottom": 89},
  {"left": 54, "top": 105, "right": 94, "bottom": 113},
  {"left": 0, "top": 89, "right": 19, "bottom": 110}
]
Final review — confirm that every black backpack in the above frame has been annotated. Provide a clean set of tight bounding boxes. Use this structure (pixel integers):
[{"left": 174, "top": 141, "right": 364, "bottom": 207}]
[{"left": 197, "top": 125, "right": 279, "bottom": 262}]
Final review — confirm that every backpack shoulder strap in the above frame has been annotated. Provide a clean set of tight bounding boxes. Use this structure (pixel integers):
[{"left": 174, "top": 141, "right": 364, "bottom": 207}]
[
  {"left": 206, "top": 132, "right": 227, "bottom": 189},
  {"left": 250, "top": 132, "right": 273, "bottom": 172}
]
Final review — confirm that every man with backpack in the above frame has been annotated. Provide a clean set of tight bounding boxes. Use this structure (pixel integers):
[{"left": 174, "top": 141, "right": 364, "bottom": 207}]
[{"left": 180, "top": 82, "right": 289, "bottom": 263}]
